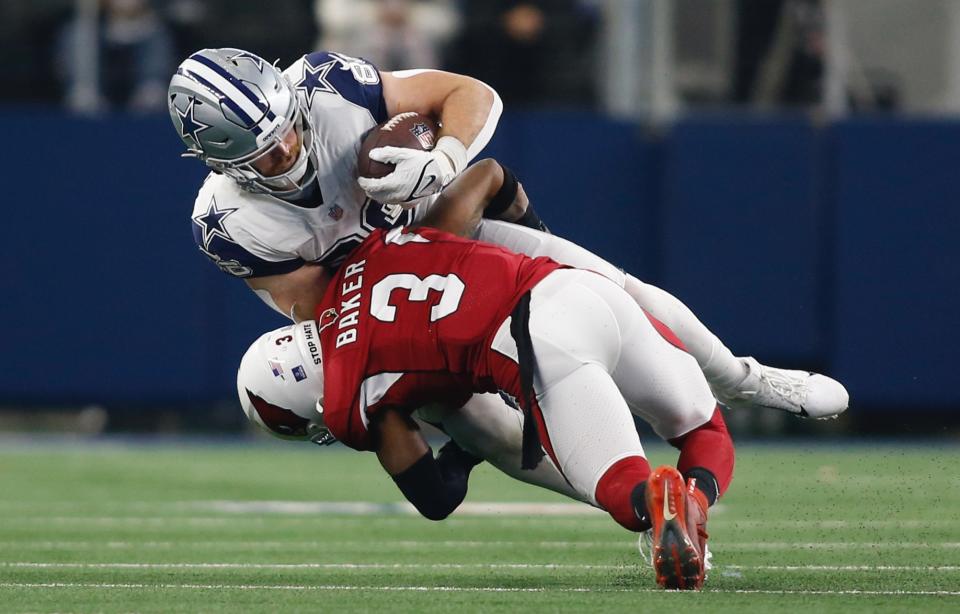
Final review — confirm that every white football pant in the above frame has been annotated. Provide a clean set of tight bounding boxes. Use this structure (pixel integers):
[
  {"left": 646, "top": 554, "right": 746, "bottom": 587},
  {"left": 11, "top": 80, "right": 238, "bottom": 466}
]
[
  {"left": 442, "top": 268, "right": 717, "bottom": 506},
  {"left": 476, "top": 220, "right": 747, "bottom": 389}
]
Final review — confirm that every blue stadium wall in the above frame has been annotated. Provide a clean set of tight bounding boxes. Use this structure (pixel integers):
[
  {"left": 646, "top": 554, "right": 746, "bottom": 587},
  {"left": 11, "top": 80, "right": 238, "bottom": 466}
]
[{"left": 4, "top": 111, "right": 958, "bottom": 411}]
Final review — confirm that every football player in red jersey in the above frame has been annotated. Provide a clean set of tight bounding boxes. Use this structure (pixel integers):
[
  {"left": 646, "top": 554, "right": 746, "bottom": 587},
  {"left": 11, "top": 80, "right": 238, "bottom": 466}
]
[{"left": 237, "top": 161, "right": 734, "bottom": 590}]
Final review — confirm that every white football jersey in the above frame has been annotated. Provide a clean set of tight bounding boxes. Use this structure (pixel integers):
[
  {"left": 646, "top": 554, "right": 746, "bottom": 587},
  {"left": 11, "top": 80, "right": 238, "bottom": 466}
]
[{"left": 190, "top": 51, "right": 437, "bottom": 278}]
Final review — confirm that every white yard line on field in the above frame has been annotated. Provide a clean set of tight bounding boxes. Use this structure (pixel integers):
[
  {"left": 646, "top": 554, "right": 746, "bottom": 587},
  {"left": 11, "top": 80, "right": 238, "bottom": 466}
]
[
  {"left": 3, "top": 562, "right": 960, "bottom": 572},
  {"left": 199, "top": 501, "right": 608, "bottom": 516},
  {"left": 0, "top": 501, "right": 610, "bottom": 518},
  {"left": 11, "top": 517, "right": 246, "bottom": 525},
  {"left": 4, "top": 514, "right": 960, "bottom": 531},
  {"left": 5, "top": 500, "right": 960, "bottom": 532},
  {"left": 2, "top": 540, "right": 960, "bottom": 550},
  {"left": 1, "top": 582, "right": 959, "bottom": 597},
  {"left": 709, "top": 519, "right": 960, "bottom": 528}
]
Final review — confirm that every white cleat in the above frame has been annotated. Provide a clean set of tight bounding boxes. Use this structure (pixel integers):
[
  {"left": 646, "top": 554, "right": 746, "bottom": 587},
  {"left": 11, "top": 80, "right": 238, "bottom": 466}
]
[
  {"left": 638, "top": 529, "right": 653, "bottom": 567},
  {"left": 713, "top": 357, "right": 849, "bottom": 419}
]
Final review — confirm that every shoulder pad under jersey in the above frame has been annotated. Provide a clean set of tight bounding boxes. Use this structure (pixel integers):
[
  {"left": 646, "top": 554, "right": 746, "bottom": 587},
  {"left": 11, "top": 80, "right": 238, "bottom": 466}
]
[
  {"left": 285, "top": 51, "right": 388, "bottom": 123},
  {"left": 190, "top": 175, "right": 305, "bottom": 278}
]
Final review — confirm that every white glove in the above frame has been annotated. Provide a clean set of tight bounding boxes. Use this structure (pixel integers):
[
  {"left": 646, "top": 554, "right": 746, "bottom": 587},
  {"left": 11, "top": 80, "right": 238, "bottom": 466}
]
[{"left": 358, "top": 136, "right": 468, "bottom": 203}]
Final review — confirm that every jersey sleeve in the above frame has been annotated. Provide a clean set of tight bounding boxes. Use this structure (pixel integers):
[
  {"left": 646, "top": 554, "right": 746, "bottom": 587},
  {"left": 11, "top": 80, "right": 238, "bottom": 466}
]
[
  {"left": 298, "top": 51, "right": 388, "bottom": 123},
  {"left": 191, "top": 196, "right": 304, "bottom": 278},
  {"left": 193, "top": 226, "right": 304, "bottom": 278}
]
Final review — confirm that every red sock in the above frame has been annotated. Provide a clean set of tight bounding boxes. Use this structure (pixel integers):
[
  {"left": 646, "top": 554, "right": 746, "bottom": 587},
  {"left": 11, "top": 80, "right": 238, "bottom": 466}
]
[
  {"left": 594, "top": 455, "right": 651, "bottom": 531},
  {"left": 668, "top": 406, "right": 735, "bottom": 500}
]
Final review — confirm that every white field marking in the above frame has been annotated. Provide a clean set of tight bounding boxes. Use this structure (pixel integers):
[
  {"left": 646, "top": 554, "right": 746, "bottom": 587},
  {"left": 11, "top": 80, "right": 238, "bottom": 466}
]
[
  {"left": 3, "top": 540, "right": 960, "bottom": 551},
  {"left": 1, "top": 582, "right": 960, "bottom": 597},
  {"left": 4, "top": 502, "right": 955, "bottom": 530},
  {"left": 0, "top": 561, "right": 619, "bottom": 573},
  {"left": 0, "top": 500, "right": 609, "bottom": 516},
  {"left": 35, "top": 514, "right": 933, "bottom": 533},
  {"left": 0, "top": 502, "right": 609, "bottom": 524},
  {"left": 708, "top": 519, "right": 960, "bottom": 529},
  {"left": 5, "top": 513, "right": 959, "bottom": 531},
  {"left": 719, "top": 542, "right": 960, "bottom": 551},
  {"left": 0, "top": 517, "right": 611, "bottom": 530},
  {"left": 5, "top": 517, "right": 251, "bottom": 526},
  {"left": 196, "top": 500, "right": 606, "bottom": 516},
  {"left": 716, "top": 565, "right": 960, "bottom": 572},
  {"left": 4, "top": 562, "right": 960, "bottom": 573}
]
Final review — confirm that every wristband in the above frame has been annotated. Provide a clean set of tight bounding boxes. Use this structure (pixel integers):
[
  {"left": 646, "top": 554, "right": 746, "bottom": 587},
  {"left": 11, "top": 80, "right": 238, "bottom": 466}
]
[
  {"left": 434, "top": 136, "right": 468, "bottom": 175},
  {"left": 515, "top": 205, "right": 550, "bottom": 233}
]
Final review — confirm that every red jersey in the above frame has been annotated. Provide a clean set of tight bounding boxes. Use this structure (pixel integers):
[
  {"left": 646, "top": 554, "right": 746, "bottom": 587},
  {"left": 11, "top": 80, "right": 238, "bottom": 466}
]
[{"left": 317, "top": 226, "right": 563, "bottom": 451}]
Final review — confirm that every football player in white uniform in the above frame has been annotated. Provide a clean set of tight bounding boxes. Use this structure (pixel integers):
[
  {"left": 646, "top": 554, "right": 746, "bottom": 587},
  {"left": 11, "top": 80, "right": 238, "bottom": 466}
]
[{"left": 168, "top": 47, "right": 848, "bottom": 420}]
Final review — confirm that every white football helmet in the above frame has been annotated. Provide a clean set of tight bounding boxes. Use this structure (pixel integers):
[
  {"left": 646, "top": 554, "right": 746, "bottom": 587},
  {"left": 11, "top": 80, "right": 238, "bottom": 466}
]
[
  {"left": 236, "top": 321, "right": 334, "bottom": 444},
  {"left": 168, "top": 48, "right": 320, "bottom": 197}
]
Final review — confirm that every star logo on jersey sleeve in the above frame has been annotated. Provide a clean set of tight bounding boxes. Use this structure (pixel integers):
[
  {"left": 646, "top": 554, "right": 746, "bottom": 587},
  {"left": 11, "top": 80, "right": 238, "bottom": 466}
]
[
  {"left": 193, "top": 196, "right": 239, "bottom": 250},
  {"left": 295, "top": 58, "right": 337, "bottom": 108},
  {"left": 176, "top": 97, "right": 212, "bottom": 146}
]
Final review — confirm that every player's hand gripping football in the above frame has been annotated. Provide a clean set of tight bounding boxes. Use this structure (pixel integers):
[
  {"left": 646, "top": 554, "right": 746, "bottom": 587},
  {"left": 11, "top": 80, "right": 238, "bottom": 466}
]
[{"left": 358, "top": 136, "right": 467, "bottom": 203}]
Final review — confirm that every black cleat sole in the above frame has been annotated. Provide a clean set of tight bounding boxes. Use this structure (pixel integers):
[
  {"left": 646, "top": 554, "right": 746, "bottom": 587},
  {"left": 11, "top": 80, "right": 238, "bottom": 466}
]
[{"left": 654, "top": 519, "right": 703, "bottom": 590}]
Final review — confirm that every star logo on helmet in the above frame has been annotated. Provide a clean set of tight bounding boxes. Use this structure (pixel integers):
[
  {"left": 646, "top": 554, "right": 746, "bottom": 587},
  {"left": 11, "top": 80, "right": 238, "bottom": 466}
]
[
  {"left": 228, "top": 50, "right": 265, "bottom": 72},
  {"left": 193, "top": 196, "right": 238, "bottom": 250},
  {"left": 295, "top": 58, "right": 337, "bottom": 109},
  {"left": 177, "top": 97, "right": 212, "bottom": 146}
]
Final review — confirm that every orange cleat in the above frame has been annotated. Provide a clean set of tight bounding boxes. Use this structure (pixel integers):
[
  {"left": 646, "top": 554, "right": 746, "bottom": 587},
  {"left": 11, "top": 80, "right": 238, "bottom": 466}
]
[
  {"left": 644, "top": 466, "right": 708, "bottom": 590},
  {"left": 685, "top": 477, "right": 711, "bottom": 573}
]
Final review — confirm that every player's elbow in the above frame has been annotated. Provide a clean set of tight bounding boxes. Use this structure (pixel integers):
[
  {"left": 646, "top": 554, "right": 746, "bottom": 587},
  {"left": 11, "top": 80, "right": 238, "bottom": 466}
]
[
  {"left": 403, "top": 490, "right": 458, "bottom": 521},
  {"left": 474, "top": 77, "right": 499, "bottom": 110},
  {"left": 473, "top": 158, "right": 504, "bottom": 183},
  {"left": 391, "top": 450, "right": 466, "bottom": 521},
  {"left": 450, "top": 74, "right": 500, "bottom": 123},
  {"left": 416, "top": 503, "right": 454, "bottom": 522},
  {"left": 487, "top": 83, "right": 503, "bottom": 119}
]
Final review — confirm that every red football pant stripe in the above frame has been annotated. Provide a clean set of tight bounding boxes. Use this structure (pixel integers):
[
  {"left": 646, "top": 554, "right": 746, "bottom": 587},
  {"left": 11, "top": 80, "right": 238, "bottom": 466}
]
[{"left": 642, "top": 308, "right": 688, "bottom": 352}]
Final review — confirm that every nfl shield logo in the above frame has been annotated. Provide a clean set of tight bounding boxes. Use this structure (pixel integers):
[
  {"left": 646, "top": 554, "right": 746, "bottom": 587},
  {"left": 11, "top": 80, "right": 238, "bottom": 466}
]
[
  {"left": 410, "top": 123, "right": 435, "bottom": 149},
  {"left": 328, "top": 204, "right": 344, "bottom": 220}
]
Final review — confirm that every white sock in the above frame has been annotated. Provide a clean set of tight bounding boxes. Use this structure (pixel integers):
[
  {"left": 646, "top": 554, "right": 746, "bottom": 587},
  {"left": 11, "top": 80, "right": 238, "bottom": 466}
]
[{"left": 622, "top": 274, "right": 747, "bottom": 389}]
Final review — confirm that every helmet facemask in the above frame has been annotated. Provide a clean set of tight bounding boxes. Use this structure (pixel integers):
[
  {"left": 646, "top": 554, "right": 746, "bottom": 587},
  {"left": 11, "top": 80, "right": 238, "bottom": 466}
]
[{"left": 204, "top": 78, "right": 320, "bottom": 198}]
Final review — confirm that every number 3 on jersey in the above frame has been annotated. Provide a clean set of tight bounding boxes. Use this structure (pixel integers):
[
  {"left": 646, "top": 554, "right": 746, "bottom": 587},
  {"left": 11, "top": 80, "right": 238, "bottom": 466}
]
[{"left": 371, "top": 274, "right": 465, "bottom": 323}]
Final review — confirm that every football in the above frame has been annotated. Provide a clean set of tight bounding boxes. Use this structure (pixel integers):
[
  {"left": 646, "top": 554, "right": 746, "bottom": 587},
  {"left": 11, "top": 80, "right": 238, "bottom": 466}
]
[{"left": 357, "top": 112, "right": 440, "bottom": 179}]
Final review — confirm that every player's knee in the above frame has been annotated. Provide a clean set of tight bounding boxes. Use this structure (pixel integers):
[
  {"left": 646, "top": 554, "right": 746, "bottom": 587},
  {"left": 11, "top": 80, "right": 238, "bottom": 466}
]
[
  {"left": 697, "top": 405, "right": 732, "bottom": 438},
  {"left": 594, "top": 456, "right": 651, "bottom": 532},
  {"left": 669, "top": 400, "right": 719, "bottom": 439},
  {"left": 670, "top": 406, "right": 736, "bottom": 498},
  {"left": 693, "top": 401, "right": 720, "bottom": 431},
  {"left": 670, "top": 405, "right": 732, "bottom": 448}
]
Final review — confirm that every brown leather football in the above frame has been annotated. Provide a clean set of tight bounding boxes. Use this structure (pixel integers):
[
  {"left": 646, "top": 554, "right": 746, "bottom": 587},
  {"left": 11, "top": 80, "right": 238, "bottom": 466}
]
[{"left": 357, "top": 112, "right": 440, "bottom": 179}]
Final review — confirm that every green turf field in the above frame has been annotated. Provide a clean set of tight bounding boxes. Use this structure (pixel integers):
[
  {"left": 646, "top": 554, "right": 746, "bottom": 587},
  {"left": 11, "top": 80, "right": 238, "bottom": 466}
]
[{"left": 0, "top": 439, "right": 958, "bottom": 612}]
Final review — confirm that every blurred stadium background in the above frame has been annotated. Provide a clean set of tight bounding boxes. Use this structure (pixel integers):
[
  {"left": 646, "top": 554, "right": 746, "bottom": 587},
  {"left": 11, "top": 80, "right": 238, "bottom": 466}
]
[
  {"left": 3, "top": 0, "right": 958, "bottom": 436},
  {"left": 2, "top": 1, "right": 959, "bottom": 609}
]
